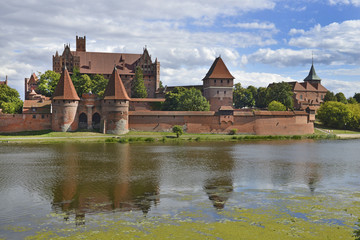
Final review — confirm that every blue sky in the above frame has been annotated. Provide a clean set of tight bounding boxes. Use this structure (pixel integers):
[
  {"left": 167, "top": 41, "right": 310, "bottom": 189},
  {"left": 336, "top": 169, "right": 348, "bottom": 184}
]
[{"left": 1, "top": 0, "right": 360, "bottom": 99}]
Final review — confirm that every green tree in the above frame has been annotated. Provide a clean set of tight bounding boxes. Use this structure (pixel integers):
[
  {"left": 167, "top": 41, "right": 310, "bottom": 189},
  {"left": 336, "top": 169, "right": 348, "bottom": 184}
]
[
  {"left": 233, "top": 83, "right": 255, "bottom": 108},
  {"left": 348, "top": 97, "right": 357, "bottom": 104},
  {"left": 323, "top": 91, "right": 337, "bottom": 102},
  {"left": 353, "top": 93, "right": 360, "bottom": 103},
  {"left": 268, "top": 100, "right": 286, "bottom": 111},
  {"left": 335, "top": 92, "right": 347, "bottom": 104},
  {"left": 172, "top": 125, "right": 183, "bottom": 138},
  {"left": 0, "top": 84, "right": 23, "bottom": 114},
  {"left": 132, "top": 66, "right": 147, "bottom": 98},
  {"left": 91, "top": 74, "right": 108, "bottom": 97},
  {"left": 162, "top": 87, "right": 210, "bottom": 111},
  {"left": 266, "top": 82, "right": 293, "bottom": 110},
  {"left": 159, "top": 80, "right": 164, "bottom": 89},
  {"left": 37, "top": 70, "right": 61, "bottom": 97},
  {"left": 255, "top": 87, "right": 268, "bottom": 108},
  {"left": 317, "top": 101, "right": 356, "bottom": 129}
]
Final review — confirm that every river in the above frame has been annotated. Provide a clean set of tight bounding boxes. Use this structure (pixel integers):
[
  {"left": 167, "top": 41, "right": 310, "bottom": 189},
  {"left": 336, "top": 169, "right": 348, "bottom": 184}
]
[{"left": 1, "top": 139, "right": 360, "bottom": 239}]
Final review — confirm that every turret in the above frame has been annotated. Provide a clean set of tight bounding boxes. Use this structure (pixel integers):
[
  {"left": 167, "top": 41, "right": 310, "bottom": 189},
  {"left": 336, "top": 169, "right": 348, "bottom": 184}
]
[
  {"left": 101, "top": 67, "right": 130, "bottom": 134},
  {"left": 51, "top": 66, "right": 80, "bottom": 132},
  {"left": 203, "top": 57, "right": 234, "bottom": 111}
]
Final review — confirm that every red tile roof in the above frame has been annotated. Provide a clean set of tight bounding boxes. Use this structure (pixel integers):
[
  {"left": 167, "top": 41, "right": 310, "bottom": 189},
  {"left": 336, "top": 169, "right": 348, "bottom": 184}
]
[
  {"left": 52, "top": 67, "right": 80, "bottom": 100},
  {"left": 28, "top": 73, "right": 38, "bottom": 84},
  {"left": 203, "top": 57, "right": 234, "bottom": 80},
  {"left": 103, "top": 67, "right": 131, "bottom": 100},
  {"left": 72, "top": 51, "right": 142, "bottom": 75}
]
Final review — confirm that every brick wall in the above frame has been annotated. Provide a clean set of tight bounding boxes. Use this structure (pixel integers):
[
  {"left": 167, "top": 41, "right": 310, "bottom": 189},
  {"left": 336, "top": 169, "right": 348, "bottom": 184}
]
[{"left": 0, "top": 114, "right": 52, "bottom": 133}]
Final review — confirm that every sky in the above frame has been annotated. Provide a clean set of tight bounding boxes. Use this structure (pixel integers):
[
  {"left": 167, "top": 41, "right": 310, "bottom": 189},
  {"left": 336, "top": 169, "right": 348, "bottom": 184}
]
[{"left": 1, "top": 0, "right": 360, "bottom": 99}]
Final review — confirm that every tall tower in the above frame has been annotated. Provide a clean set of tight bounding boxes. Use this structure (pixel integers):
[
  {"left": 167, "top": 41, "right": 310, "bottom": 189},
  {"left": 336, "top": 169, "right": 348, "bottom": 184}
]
[
  {"left": 303, "top": 63, "right": 321, "bottom": 84},
  {"left": 51, "top": 66, "right": 80, "bottom": 132},
  {"left": 102, "top": 67, "right": 131, "bottom": 134},
  {"left": 76, "top": 35, "right": 86, "bottom": 52},
  {"left": 203, "top": 57, "right": 234, "bottom": 111}
]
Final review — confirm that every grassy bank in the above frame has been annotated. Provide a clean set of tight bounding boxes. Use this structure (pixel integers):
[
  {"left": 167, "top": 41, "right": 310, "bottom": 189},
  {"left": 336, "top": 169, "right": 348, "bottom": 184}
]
[{"left": 0, "top": 130, "right": 339, "bottom": 144}]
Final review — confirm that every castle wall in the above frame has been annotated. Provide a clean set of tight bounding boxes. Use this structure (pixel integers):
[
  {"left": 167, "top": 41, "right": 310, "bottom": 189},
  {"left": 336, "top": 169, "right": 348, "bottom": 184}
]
[
  {"left": 129, "top": 111, "right": 314, "bottom": 135},
  {"left": 102, "top": 100, "right": 129, "bottom": 134},
  {"left": 0, "top": 114, "right": 52, "bottom": 133},
  {"left": 52, "top": 100, "right": 79, "bottom": 132}
]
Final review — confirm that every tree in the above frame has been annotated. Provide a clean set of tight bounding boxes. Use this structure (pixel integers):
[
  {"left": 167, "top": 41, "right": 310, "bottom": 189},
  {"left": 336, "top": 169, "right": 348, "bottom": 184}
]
[
  {"left": 233, "top": 83, "right": 255, "bottom": 109},
  {"left": 323, "top": 91, "right": 337, "bottom": 102},
  {"left": 0, "top": 84, "right": 23, "bottom": 114},
  {"left": 266, "top": 82, "right": 293, "bottom": 110},
  {"left": 132, "top": 66, "right": 147, "bottom": 98},
  {"left": 37, "top": 70, "right": 61, "bottom": 97},
  {"left": 91, "top": 74, "right": 108, "bottom": 97},
  {"left": 162, "top": 87, "right": 210, "bottom": 111},
  {"left": 353, "top": 93, "right": 360, "bottom": 103},
  {"left": 172, "top": 125, "right": 183, "bottom": 138},
  {"left": 335, "top": 92, "right": 347, "bottom": 104},
  {"left": 268, "top": 100, "right": 286, "bottom": 111},
  {"left": 348, "top": 97, "right": 357, "bottom": 104},
  {"left": 159, "top": 80, "right": 164, "bottom": 89},
  {"left": 255, "top": 87, "right": 268, "bottom": 108},
  {"left": 317, "top": 101, "right": 356, "bottom": 129}
]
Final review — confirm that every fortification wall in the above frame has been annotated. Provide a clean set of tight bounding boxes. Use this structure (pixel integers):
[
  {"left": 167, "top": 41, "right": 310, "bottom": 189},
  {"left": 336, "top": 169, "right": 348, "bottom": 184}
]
[
  {"left": 0, "top": 114, "right": 52, "bottom": 133},
  {"left": 129, "top": 110, "right": 314, "bottom": 135}
]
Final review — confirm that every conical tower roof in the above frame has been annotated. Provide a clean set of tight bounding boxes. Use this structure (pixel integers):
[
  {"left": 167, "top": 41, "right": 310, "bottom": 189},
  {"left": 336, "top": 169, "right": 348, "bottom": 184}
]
[
  {"left": 203, "top": 57, "right": 234, "bottom": 80},
  {"left": 52, "top": 67, "right": 80, "bottom": 100},
  {"left": 304, "top": 64, "right": 321, "bottom": 82},
  {"left": 103, "top": 67, "right": 131, "bottom": 100}
]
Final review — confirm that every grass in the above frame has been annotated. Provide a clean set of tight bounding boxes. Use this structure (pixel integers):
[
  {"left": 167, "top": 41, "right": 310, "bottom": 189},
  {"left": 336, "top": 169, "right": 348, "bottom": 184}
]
[{"left": 315, "top": 122, "right": 360, "bottom": 134}]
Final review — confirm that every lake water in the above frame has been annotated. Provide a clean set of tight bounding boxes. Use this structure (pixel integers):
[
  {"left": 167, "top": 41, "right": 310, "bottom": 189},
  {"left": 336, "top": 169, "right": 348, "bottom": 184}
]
[{"left": 1, "top": 139, "right": 360, "bottom": 239}]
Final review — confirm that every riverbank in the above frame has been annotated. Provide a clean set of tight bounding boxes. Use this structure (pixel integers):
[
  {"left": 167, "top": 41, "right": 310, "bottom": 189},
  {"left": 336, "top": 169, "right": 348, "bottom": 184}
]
[{"left": 0, "top": 129, "right": 340, "bottom": 144}]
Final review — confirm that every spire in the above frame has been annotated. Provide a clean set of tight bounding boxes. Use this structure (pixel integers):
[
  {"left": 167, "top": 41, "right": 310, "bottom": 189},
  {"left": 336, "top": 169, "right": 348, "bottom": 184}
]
[
  {"left": 304, "top": 63, "right": 321, "bottom": 83},
  {"left": 52, "top": 67, "right": 80, "bottom": 100},
  {"left": 103, "top": 67, "right": 130, "bottom": 100},
  {"left": 203, "top": 56, "right": 234, "bottom": 80}
]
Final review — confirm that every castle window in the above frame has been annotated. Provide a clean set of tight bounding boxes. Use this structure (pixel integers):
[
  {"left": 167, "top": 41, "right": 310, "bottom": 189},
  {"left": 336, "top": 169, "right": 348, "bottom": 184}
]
[
  {"left": 214, "top": 80, "right": 216, "bottom": 83},
  {"left": 32, "top": 108, "right": 36, "bottom": 112},
  {"left": 42, "top": 115, "right": 45, "bottom": 119},
  {"left": 224, "top": 91, "right": 226, "bottom": 94},
  {"left": 221, "top": 80, "right": 223, "bottom": 83},
  {"left": 217, "top": 91, "right": 219, "bottom": 94},
  {"left": 227, "top": 80, "right": 230, "bottom": 84},
  {"left": 32, "top": 115, "right": 36, "bottom": 119},
  {"left": 300, "top": 95, "right": 303, "bottom": 100}
]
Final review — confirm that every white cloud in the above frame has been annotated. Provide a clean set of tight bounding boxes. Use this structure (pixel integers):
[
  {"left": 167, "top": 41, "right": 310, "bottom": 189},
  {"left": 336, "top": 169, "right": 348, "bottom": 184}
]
[
  {"left": 328, "top": 0, "right": 360, "bottom": 6},
  {"left": 325, "top": 79, "right": 360, "bottom": 97},
  {"left": 232, "top": 70, "right": 296, "bottom": 88},
  {"left": 224, "top": 22, "right": 276, "bottom": 30}
]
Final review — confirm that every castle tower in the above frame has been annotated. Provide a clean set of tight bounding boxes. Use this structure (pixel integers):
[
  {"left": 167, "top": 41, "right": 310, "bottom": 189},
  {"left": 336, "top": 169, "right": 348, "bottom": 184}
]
[
  {"left": 102, "top": 66, "right": 131, "bottom": 134},
  {"left": 76, "top": 35, "right": 86, "bottom": 52},
  {"left": 51, "top": 66, "right": 80, "bottom": 132},
  {"left": 203, "top": 57, "right": 234, "bottom": 111},
  {"left": 304, "top": 63, "right": 321, "bottom": 84}
]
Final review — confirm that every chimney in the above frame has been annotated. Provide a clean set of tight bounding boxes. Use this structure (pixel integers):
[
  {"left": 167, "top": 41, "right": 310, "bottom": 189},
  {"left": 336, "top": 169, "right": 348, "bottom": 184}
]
[{"left": 5, "top": 75, "right": 8, "bottom": 85}]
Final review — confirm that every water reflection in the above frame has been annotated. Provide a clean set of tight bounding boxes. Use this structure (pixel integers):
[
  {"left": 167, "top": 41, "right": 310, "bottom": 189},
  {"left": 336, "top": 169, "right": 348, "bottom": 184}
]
[{"left": 51, "top": 144, "right": 160, "bottom": 224}]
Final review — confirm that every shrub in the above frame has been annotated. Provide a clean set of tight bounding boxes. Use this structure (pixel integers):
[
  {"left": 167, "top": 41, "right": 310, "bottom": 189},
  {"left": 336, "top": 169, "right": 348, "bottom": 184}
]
[
  {"left": 229, "top": 129, "right": 237, "bottom": 135},
  {"left": 268, "top": 100, "right": 286, "bottom": 111},
  {"left": 172, "top": 125, "right": 183, "bottom": 138},
  {"left": 145, "top": 137, "right": 155, "bottom": 142}
]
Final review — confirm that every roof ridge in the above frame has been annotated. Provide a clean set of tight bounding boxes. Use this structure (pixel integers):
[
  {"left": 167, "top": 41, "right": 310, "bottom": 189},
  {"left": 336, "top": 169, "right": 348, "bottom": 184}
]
[
  {"left": 52, "top": 67, "right": 80, "bottom": 100},
  {"left": 103, "top": 67, "right": 131, "bottom": 100}
]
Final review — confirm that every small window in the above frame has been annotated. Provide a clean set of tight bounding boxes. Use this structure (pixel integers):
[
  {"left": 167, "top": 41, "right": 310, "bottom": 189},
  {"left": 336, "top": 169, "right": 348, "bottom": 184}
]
[
  {"left": 221, "top": 80, "right": 223, "bottom": 83},
  {"left": 32, "top": 108, "right": 36, "bottom": 112},
  {"left": 214, "top": 80, "right": 216, "bottom": 83},
  {"left": 217, "top": 90, "right": 219, "bottom": 94},
  {"left": 32, "top": 115, "right": 36, "bottom": 119},
  {"left": 227, "top": 80, "right": 230, "bottom": 84},
  {"left": 224, "top": 91, "right": 226, "bottom": 94},
  {"left": 41, "top": 115, "right": 45, "bottom": 119},
  {"left": 300, "top": 95, "right": 303, "bottom": 100}
]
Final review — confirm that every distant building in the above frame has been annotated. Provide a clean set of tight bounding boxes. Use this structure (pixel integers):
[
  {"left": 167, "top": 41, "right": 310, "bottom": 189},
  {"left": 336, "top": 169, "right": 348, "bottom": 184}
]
[
  {"left": 0, "top": 75, "right": 8, "bottom": 86},
  {"left": 288, "top": 63, "right": 328, "bottom": 110},
  {"left": 52, "top": 36, "right": 160, "bottom": 98}
]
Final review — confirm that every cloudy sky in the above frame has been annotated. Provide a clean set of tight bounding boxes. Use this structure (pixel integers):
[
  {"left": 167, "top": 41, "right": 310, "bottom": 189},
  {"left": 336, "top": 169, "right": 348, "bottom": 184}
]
[{"left": 1, "top": 0, "right": 360, "bottom": 99}]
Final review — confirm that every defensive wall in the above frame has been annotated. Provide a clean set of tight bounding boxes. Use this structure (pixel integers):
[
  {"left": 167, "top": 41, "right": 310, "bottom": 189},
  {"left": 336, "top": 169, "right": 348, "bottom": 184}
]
[
  {"left": 0, "top": 113, "right": 52, "bottom": 133},
  {"left": 129, "top": 110, "right": 314, "bottom": 135}
]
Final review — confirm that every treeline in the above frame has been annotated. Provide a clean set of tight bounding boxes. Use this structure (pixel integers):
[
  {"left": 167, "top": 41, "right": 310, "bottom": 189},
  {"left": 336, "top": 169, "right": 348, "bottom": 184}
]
[
  {"left": 0, "top": 84, "right": 23, "bottom": 114},
  {"left": 318, "top": 92, "right": 360, "bottom": 130},
  {"left": 233, "top": 82, "right": 293, "bottom": 111}
]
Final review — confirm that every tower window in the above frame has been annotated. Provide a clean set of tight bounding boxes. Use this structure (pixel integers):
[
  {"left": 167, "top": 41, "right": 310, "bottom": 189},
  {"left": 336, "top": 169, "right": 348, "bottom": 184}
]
[{"left": 214, "top": 80, "right": 216, "bottom": 83}]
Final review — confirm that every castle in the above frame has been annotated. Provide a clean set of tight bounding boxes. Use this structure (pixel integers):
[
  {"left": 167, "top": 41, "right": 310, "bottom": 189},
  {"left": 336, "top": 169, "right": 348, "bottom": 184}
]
[{"left": 0, "top": 36, "right": 317, "bottom": 135}]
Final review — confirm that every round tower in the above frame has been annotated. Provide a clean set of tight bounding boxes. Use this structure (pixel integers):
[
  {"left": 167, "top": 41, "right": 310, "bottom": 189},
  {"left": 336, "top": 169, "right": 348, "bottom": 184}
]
[
  {"left": 51, "top": 66, "right": 80, "bottom": 132},
  {"left": 102, "top": 67, "right": 130, "bottom": 134}
]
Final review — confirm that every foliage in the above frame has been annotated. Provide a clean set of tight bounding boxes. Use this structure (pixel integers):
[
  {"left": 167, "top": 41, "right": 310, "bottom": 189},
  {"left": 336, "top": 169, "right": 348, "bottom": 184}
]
[
  {"left": 266, "top": 82, "right": 293, "bottom": 110},
  {"left": 71, "top": 68, "right": 92, "bottom": 97},
  {"left": 131, "top": 66, "right": 147, "bottom": 98},
  {"left": 335, "top": 92, "right": 348, "bottom": 104},
  {"left": 159, "top": 81, "right": 164, "bottom": 89},
  {"left": 229, "top": 129, "right": 237, "bottom": 135},
  {"left": 162, "top": 87, "right": 210, "bottom": 111},
  {"left": 172, "top": 125, "right": 183, "bottom": 138},
  {"left": 91, "top": 74, "right": 108, "bottom": 97},
  {"left": 255, "top": 87, "right": 268, "bottom": 108},
  {"left": 323, "top": 91, "right": 337, "bottom": 102},
  {"left": 348, "top": 97, "right": 357, "bottom": 104},
  {"left": 233, "top": 83, "right": 255, "bottom": 108},
  {"left": 268, "top": 100, "right": 286, "bottom": 111},
  {"left": 353, "top": 93, "right": 360, "bottom": 103},
  {"left": 0, "top": 84, "right": 23, "bottom": 114},
  {"left": 37, "top": 70, "right": 61, "bottom": 97},
  {"left": 317, "top": 101, "right": 358, "bottom": 129}
]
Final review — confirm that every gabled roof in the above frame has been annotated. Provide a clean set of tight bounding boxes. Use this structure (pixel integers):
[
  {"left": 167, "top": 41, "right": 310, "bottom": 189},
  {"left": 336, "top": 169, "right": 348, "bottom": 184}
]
[
  {"left": 300, "top": 82, "right": 317, "bottom": 91},
  {"left": 203, "top": 57, "right": 234, "bottom": 80},
  {"left": 304, "top": 64, "right": 321, "bottom": 82},
  {"left": 103, "top": 67, "right": 131, "bottom": 100},
  {"left": 311, "top": 82, "right": 328, "bottom": 92},
  {"left": 52, "top": 67, "right": 80, "bottom": 100},
  {"left": 288, "top": 81, "right": 306, "bottom": 91},
  {"left": 28, "top": 73, "right": 38, "bottom": 84}
]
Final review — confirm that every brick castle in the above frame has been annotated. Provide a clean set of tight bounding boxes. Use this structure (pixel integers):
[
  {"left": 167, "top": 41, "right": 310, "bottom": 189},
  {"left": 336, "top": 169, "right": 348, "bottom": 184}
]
[{"left": 0, "top": 36, "right": 320, "bottom": 135}]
